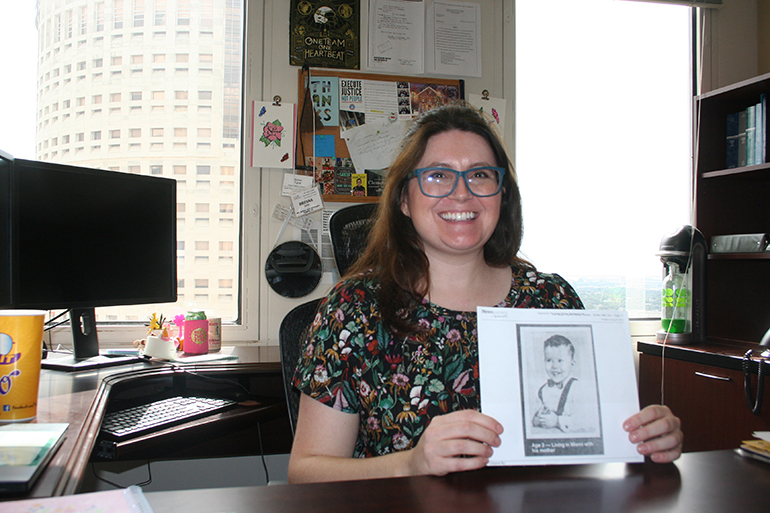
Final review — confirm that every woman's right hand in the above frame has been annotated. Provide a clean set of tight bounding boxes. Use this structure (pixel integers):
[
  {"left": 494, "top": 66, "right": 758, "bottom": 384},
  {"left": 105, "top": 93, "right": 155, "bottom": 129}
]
[{"left": 408, "top": 409, "right": 504, "bottom": 476}]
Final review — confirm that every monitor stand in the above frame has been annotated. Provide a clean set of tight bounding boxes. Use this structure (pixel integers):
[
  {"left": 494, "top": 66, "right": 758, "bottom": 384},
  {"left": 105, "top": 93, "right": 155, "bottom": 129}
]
[{"left": 41, "top": 308, "right": 144, "bottom": 372}]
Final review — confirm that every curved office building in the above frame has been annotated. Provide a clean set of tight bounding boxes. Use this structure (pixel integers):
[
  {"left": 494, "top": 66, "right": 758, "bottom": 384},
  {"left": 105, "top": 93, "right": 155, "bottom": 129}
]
[{"left": 33, "top": 0, "right": 243, "bottom": 322}]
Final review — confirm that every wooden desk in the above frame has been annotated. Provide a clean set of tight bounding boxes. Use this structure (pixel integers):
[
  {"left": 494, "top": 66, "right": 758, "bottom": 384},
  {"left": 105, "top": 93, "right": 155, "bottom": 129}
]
[
  {"left": 17, "top": 346, "right": 289, "bottom": 499},
  {"left": 144, "top": 451, "right": 770, "bottom": 513}
]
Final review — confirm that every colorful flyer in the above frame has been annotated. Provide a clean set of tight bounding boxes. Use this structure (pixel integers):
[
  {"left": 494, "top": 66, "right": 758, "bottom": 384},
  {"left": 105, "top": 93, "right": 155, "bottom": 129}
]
[{"left": 309, "top": 76, "right": 340, "bottom": 126}]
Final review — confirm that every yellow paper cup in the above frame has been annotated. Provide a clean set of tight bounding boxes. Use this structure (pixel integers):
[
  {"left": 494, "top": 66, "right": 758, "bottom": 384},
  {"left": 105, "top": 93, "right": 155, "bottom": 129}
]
[{"left": 0, "top": 310, "right": 46, "bottom": 423}]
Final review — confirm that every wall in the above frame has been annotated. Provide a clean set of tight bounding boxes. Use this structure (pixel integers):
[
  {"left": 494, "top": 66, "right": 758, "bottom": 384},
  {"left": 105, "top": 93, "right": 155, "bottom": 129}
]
[
  {"left": 700, "top": 0, "right": 760, "bottom": 93},
  {"left": 254, "top": 0, "right": 508, "bottom": 345},
  {"left": 760, "top": 0, "right": 770, "bottom": 74}
]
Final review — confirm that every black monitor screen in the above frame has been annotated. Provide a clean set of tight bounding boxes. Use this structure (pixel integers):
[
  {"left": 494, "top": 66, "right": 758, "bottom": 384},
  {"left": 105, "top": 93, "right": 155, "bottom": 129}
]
[
  {"left": 0, "top": 152, "right": 11, "bottom": 307},
  {"left": 7, "top": 158, "right": 177, "bottom": 310}
]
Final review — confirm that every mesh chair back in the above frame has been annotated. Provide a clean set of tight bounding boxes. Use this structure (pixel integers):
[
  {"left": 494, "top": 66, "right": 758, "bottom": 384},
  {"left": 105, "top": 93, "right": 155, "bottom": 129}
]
[
  {"left": 329, "top": 203, "right": 378, "bottom": 276},
  {"left": 279, "top": 297, "right": 323, "bottom": 435}
]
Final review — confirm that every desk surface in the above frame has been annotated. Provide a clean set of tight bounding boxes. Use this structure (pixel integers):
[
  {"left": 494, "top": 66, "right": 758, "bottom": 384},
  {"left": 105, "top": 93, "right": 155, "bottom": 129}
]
[
  {"left": 144, "top": 450, "right": 770, "bottom": 513},
  {"left": 18, "top": 345, "right": 283, "bottom": 498}
]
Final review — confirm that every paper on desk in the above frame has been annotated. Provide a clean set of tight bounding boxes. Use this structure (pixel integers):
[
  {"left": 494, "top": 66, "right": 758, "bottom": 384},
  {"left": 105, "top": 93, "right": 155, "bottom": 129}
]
[
  {"left": 477, "top": 308, "right": 644, "bottom": 466},
  {"left": 4, "top": 486, "right": 154, "bottom": 513},
  {"left": 753, "top": 431, "right": 770, "bottom": 442}
]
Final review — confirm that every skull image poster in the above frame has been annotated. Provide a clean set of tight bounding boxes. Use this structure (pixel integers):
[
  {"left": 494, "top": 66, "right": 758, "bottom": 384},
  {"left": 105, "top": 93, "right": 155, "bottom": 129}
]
[{"left": 290, "top": 1, "right": 360, "bottom": 69}]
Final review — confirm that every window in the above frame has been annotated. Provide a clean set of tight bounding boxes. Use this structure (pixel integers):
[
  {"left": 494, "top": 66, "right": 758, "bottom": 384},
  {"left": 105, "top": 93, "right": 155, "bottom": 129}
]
[
  {"left": 515, "top": 0, "right": 691, "bottom": 318},
  {"left": 155, "top": 0, "right": 166, "bottom": 26},
  {"left": 134, "top": 0, "right": 145, "bottom": 28},
  {"left": 113, "top": 0, "right": 124, "bottom": 29},
  {"left": 177, "top": 0, "right": 191, "bottom": 26},
  {"left": 3, "top": 1, "right": 247, "bottom": 342},
  {"left": 95, "top": 2, "right": 105, "bottom": 32}
]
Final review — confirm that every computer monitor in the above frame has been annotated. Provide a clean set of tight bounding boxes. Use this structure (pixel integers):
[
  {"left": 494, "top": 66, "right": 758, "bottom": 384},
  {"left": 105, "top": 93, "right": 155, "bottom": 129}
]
[{"left": 1, "top": 151, "right": 177, "bottom": 370}]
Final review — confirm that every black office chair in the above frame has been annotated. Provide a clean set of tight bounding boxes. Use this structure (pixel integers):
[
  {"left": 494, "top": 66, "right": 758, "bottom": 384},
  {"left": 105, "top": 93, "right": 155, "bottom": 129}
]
[
  {"left": 279, "top": 297, "right": 323, "bottom": 435},
  {"left": 329, "top": 203, "right": 378, "bottom": 276}
]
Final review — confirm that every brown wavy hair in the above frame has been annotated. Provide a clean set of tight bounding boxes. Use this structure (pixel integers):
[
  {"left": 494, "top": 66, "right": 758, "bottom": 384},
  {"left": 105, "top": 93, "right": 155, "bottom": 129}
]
[{"left": 345, "top": 102, "right": 533, "bottom": 335}]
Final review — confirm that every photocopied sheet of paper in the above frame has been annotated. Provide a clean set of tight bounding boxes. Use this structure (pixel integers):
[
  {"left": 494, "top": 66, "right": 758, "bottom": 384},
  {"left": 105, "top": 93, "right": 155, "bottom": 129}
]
[
  {"left": 426, "top": 1, "right": 482, "bottom": 77},
  {"left": 477, "top": 308, "right": 644, "bottom": 466},
  {"left": 368, "top": 0, "right": 425, "bottom": 74}
]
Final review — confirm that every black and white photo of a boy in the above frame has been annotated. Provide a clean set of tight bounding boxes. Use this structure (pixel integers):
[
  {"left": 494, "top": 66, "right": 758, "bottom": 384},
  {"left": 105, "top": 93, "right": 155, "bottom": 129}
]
[{"left": 532, "top": 334, "right": 584, "bottom": 432}]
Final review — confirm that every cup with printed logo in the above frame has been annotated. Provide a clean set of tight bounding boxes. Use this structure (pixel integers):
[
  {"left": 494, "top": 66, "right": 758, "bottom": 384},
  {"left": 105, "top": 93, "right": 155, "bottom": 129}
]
[
  {"left": 0, "top": 310, "right": 46, "bottom": 423},
  {"left": 184, "top": 311, "right": 208, "bottom": 355}
]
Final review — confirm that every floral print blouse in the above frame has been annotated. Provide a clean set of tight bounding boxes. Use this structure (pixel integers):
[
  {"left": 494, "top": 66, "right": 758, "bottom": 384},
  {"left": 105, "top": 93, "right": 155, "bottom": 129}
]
[{"left": 292, "top": 265, "right": 584, "bottom": 459}]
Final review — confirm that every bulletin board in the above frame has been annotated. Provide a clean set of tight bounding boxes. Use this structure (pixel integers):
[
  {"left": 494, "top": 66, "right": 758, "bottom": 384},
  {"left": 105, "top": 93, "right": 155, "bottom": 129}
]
[{"left": 296, "top": 68, "right": 465, "bottom": 202}]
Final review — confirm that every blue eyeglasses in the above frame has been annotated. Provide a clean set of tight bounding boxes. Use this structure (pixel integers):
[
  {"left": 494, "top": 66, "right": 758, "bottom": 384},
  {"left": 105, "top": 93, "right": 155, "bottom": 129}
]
[{"left": 409, "top": 166, "right": 504, "bottom": 198}]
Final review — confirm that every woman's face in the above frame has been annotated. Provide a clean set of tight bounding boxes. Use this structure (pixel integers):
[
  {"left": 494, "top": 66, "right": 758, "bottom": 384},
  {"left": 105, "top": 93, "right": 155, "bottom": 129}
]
[{"left": 401, "top": 129, "right": 502, "bottom": 262}]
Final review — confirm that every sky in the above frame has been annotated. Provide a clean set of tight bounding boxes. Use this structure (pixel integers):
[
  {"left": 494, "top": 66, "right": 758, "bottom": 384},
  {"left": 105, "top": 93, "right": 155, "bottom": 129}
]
[{"left": 1, "top": 2, "right": 39, "bottom": 159}]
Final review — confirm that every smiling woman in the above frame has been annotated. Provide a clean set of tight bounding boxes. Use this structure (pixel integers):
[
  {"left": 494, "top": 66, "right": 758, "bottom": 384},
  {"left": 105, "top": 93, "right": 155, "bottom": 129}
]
[{"left": 286, "top": 103, "right": 684, "bottom": 484}]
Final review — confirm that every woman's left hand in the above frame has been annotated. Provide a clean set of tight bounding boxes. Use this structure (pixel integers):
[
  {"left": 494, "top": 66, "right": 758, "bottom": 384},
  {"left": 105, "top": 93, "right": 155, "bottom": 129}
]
[{"left": 623, "top": 404, "right": 683, "bottom": 463}]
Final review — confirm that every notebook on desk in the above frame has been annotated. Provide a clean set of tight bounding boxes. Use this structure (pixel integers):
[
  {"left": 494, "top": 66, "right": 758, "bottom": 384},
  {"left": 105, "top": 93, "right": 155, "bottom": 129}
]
[{"left": 0, "top": 423, "right": 69, "bottom": 494}]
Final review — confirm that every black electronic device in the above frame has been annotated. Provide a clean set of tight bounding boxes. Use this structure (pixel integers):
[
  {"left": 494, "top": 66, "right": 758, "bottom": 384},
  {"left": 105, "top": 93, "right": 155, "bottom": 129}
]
[{"left": 1, "top": 151, "right": 177, "bottom": 371}]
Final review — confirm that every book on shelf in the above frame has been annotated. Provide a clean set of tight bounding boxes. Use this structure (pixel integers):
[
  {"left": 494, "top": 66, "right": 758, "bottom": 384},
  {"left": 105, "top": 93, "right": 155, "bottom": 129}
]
[{"left": 726, "top": 99, "right": 766, "bottom": 169}]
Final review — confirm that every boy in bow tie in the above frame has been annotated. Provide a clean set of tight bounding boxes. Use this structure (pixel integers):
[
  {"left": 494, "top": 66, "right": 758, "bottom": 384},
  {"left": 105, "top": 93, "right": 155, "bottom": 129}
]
[{"left": 532, "top": 334, "right": 584, "bottom": 432}]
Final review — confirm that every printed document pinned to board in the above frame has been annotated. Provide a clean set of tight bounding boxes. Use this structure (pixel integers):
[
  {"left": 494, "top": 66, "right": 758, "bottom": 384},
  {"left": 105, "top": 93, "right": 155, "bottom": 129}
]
[{"left": 477, "top": 308, "right": 644, "bottom": 466}]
